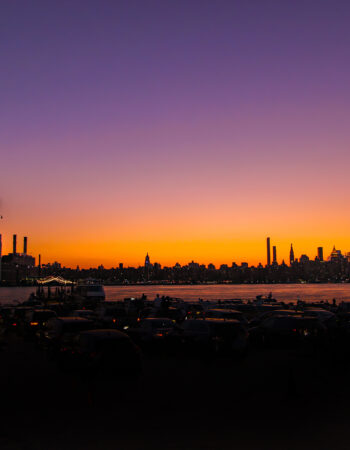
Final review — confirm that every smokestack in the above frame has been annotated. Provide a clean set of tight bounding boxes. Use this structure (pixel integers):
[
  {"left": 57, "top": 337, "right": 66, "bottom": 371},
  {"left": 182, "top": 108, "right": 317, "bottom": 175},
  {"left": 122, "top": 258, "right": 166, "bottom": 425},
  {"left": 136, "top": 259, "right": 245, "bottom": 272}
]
[
  {"left": 13, "top": 234, "right": 17, "bottom": 255},
  {"left": 23, "top": 236, "right": 28, "bottom": 254}
]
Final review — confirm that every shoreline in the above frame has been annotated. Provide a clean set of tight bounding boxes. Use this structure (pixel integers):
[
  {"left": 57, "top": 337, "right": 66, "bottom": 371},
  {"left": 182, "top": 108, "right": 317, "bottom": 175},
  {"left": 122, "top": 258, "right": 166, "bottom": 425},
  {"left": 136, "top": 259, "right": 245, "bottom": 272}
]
[{"left": 1, "top": 281, "right": 350, "bottom": 288}]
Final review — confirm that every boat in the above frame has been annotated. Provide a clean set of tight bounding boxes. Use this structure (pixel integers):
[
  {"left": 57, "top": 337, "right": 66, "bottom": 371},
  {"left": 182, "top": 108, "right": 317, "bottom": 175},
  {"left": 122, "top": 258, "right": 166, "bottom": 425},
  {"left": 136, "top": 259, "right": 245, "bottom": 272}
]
[{"left": 73, "top": 281, "right": 105, "bottom": 305}]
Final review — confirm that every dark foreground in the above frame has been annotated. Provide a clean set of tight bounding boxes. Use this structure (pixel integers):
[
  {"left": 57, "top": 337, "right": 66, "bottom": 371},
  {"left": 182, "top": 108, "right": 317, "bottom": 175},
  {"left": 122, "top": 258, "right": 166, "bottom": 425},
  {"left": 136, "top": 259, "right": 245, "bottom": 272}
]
[{"left": 1, "top": 334, "right": 350, "bottom": 450}]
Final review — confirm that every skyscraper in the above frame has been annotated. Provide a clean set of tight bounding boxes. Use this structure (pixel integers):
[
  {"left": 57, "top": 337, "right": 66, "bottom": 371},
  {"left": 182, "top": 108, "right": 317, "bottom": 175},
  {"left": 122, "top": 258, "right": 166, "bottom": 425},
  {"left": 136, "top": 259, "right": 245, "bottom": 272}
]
[
  {"left": 290, "top": 244, "right": 295, "bottom": 265},
  {"left": 317, "top": 247, "right": 324, "bottom": 261},
  {"left": 144, "top": 253, "right": 151, "bottom": 282},
  {"left": 266, "top": 237, "right": 271, "bottom": 266},
  {"left": 272, "top": 246, "right": 277, "bottom": 264}
]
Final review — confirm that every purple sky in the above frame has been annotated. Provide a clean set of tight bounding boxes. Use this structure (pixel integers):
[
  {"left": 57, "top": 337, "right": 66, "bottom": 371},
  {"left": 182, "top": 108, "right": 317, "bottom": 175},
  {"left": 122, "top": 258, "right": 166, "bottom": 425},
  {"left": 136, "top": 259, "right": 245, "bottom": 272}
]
[{"left": 1, "top": 0, "right": 350, "bottom": 267}]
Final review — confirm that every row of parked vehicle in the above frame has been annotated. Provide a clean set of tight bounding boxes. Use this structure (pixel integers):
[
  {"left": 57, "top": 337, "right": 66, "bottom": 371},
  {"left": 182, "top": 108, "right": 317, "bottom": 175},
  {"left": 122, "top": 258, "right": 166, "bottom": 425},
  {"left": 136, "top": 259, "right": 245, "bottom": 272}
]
[{"left": 1, "top": 297, "right": 350, "bottom": 379}]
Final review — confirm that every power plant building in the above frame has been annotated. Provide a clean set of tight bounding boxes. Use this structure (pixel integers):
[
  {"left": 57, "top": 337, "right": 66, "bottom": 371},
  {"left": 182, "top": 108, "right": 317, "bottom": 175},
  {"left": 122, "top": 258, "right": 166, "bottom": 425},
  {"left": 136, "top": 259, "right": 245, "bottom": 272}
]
[{"left": 1, "top": 235, "right": 36, "bottom": 283}]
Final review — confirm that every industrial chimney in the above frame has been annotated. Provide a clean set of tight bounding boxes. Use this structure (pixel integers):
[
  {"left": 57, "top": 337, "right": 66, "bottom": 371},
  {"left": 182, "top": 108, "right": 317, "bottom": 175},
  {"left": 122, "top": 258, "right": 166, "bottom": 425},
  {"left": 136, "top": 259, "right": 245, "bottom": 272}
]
[
  {"left": 13, "top": 234, "right": 17, "bottom": 255},
  {"left": 23, "top": 236, "right": 28, "bottom": 254}
]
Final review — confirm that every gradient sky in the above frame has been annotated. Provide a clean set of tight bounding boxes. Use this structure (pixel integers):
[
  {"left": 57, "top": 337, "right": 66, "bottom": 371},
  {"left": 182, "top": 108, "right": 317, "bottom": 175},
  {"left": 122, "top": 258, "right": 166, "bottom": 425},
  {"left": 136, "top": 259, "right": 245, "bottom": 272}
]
[{"left": 1, "top": 0, "right": 350, "bottom": 268}]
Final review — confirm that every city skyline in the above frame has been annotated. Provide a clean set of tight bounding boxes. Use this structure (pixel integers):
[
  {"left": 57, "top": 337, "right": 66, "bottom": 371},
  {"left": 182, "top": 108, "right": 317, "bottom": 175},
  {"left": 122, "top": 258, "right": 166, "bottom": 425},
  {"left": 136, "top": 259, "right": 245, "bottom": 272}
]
[
  {"left": 0, "top": 231, "right": 348, "bottom": 269},
  {"left": 1, "top": 1, "right": 350, "bottom": 268}
]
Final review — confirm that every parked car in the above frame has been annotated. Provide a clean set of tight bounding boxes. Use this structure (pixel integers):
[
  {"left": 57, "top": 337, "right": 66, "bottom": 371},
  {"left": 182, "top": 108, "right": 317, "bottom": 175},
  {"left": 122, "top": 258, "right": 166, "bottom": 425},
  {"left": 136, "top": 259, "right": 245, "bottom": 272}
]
[
  {"left": 9, "top": 307, "right": 34, "bottom": 333},
  {"left": 23, "top": 309, "right": 57, "bottom": 337},
  {"left": 249, "top": 315, "right": 327, "bottom": 348},
  {"left": 71, "top": 309, "right": 97, "bottom": 321},
  {"left": 60, "top": 329, "right": 142, "bottom": 380},
  {"left": 302, "top": 308, "right": 336, "bottom": 329},
  {"left": 249, "top": 309, "right": 302, "bottom": 327},
  {"left": 177, "top": 318, "right": 248, "bottom": 357},
  {"left": 43, "top": 317, "right": 95, "bottom": 355},
  {"left": 95, "top": 303, "right": 131, "bottom": 329},
  {"left": 126, "top": 318, "right": 177, "bottom": 347},
  {"left": 0, "top": 307, "right": 15, "bottom": 331},
  {"left": 205, "top": 309, "right": 247, "bottom": 324},
  {"left": 152, "top": 306, "right": 185, "bottom": 323},
  {"left": 184, "top": 303, "right": 205, "bottom": 319}
]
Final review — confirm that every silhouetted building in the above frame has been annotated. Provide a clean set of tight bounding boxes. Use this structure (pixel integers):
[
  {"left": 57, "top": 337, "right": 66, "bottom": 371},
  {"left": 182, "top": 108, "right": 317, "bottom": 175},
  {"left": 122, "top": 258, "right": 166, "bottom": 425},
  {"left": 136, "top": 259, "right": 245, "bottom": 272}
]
[
  {"left": 300, "top": 254, "right": 310, "bottom": 264},
  {"left": 329, "top": 246, "right": 343, "bottom": 262},
  {"left": 317, "top": 247, "right": 324, "bottom": 261},
  {"left": 267, "top": 237, "right": 271, "bottom": 266},
  {"left": 272, "top": 246, "right": 277, "bottom": 264},
  {"left": 290, "top": 244, "right": 295, "bottom": 265},
  {"left": 13, "top": 234, "right": 17, "bottom": 255},
  {"left": 1, "top": 234, "right": 36, "bottom": 283}
]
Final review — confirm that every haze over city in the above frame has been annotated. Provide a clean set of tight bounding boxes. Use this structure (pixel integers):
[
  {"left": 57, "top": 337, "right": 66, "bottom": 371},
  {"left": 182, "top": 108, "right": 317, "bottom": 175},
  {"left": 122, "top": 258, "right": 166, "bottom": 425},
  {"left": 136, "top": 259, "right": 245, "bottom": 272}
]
[{"left": 1, "top": 0, "right": 350, "bottom": 268}]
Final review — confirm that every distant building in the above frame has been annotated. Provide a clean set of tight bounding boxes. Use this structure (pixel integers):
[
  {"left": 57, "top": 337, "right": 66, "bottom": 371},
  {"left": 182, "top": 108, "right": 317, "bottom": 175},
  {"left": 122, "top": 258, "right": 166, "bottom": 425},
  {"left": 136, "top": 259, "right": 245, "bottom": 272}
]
[
  {"left": 299, "top": 254, "right": 310, "bottom": 264},
  {"left": 42, "top": 261, "right": 62, "bottom": 270},
  {"left": 267, "top": 237, "right": 271, "bottom": 266},
  {"left": 272, "top": 246, "right": 277, "bottom": 264},
  {"left": 317, "top": 247, "right": 324, "bottom": 261},
  {"left": 1, "top": 235, "right": 36, "bottom": 283},
  {"left": 328, "top": 246, "right": 343, "bottom": 262},
  {"left": 290, "top": 244, "right": 295, "bottom": 265}
]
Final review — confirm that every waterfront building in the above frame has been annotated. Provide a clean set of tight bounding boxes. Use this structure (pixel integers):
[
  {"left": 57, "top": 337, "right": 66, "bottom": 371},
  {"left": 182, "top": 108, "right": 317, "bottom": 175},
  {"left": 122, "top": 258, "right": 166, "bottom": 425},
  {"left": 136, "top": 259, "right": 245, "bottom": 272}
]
[{"left": 1, "top": 235, "right": 36, "bottom": 283}]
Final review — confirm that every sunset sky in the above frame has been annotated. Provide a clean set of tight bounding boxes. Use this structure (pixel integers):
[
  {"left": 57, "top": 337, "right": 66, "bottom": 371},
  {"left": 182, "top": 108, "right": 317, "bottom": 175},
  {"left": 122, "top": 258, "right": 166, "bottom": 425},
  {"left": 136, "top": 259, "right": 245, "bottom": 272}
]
[{"left": 1, "top": 0, "right": 350, "bottom": 268}]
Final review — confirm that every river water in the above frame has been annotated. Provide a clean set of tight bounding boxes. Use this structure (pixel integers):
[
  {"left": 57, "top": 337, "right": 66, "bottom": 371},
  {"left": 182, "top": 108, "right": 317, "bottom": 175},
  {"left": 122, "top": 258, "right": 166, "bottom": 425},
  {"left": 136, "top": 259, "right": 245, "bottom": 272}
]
[{"left": 1, "top": 284, "right": 350, "bottom": 305}]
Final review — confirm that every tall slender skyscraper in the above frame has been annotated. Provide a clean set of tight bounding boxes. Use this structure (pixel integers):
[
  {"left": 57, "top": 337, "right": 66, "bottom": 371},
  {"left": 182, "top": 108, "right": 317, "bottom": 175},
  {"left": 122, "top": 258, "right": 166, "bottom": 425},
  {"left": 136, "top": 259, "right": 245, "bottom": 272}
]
[
  {"left": 13, "top": 234, "right": 17, "bottom": 255},
  {"left": 266, "top": 237, "right": 271, "bottom": 266},
  {"left": 317, "top": 247, "right": 324, "bottom": 261},
  {"left": 272, "top": 246, "right": 277, "bottom": 264},
  {"left": 290, "top": 244, "right": 295, "bottom": 265}
]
